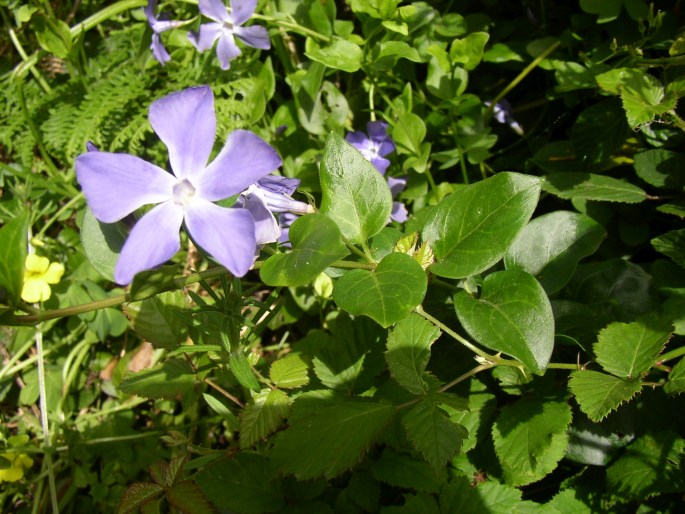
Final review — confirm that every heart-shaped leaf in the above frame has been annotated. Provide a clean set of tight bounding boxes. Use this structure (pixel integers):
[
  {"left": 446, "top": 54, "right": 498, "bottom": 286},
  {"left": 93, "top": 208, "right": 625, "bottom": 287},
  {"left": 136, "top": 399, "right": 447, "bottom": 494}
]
[
  {"left": 454, "top": 270, "right": 554, "bottom": 372},
  {"left": 260, "top": 214, "right": 349, "bottom": 286},
  {"left": 320, "top": 132, "right": 392, "bottom": 245},
  {"left": 423, "top": 172, "right": 541, "bottom": 279},
  {"left": 334, "top": 252, "right": 427, "bottom": 328}
]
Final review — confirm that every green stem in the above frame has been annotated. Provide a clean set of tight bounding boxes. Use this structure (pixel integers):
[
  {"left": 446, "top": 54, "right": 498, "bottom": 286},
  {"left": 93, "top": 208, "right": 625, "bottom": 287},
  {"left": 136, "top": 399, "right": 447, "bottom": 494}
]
[
  {"left": 439, "top": 363, "right": 493, "bottom": 393},
  {"left": 658, "top": 345, "right": 685, "bottom": 364},
  {"left": 8, "top": 28, "right": 51, "bottom": 94},
  {"left": 414, "top": 305, "right": 491, "bottom": 360},
  {"left": 485, "top": 40, "right": 561, "bottom": 119},
  {"left": 369, "top": 83, "right": 376, "bottom": 121},
  {"left": 546, "top": 362, "right": 583, "bottom": 370},
  {"left": 37, "top": 193, "right": 84, "bottom": 239}
]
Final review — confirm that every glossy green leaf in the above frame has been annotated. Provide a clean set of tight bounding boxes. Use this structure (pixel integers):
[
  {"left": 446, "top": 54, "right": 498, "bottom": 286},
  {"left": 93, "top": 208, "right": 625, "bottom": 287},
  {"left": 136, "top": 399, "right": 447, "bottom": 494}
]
[
  {"left": 565, "top": 408, "right": 635, "bottom": 466},
  {"left": 125, "top": 291, "right": 189, "bottom": 349},
  {"left": 0, "top": 211, "right": 28, "bottom": 307},
  {"left": 543, "top": 173, "right": 646, "bottom": 203},
  {"left": 664, "top": 357, "right": 685, "bottom": 395},
  {"left": 386, "top": 313, "right": 441, "bottom": 394},
  {"left": 371, "top": 448, "right": 442, "bottom": 493},
  {"left": 651, "top": 228, "right": 685, "bottom": 269},
  {"left": 272, "top": 391, "right": 394, "bottom": 479},
  {"left": 633, "top": 149, "right": 685, "bottom": 189},
  {"left": 240, "top": 388, "right": 290, "bottom": 448},
  {"left": 450, "top": 32, "right": 490, "bottom": 70},
  {"left": 454, "top": 270, "right": 555, "bottom": 372},
  {"left": 392, "top": 112, "right": 426, "bottom": 156},
  {"left": 269, "top": 353, "right": 309, "bottom": 389},
  {"left": 402, "top": 399, "right": 467, "bottom": 470},
  {"left": 333, "top": 252, "right": 427, "bottom": 328},
  {"left": 260, "top": 214, "right": 349, "bottom": 286},
  {"left": 305, "top": 38, "right": 363, "bottom": 72},
  {"left": 492, "top": 396, "right": 572, "bottom": 486},
  {"left": 594, "top": 314, "right": 672, "bottom": 378},
  {"left": 320, "top": 132, "right": 392, "bottom": 245},
  {"left": 569, "top": 371, "right": 641, "bottom": 422},
  {"left": 579, "top": 0, "right": 621, "bottom": 22},
  {"left": 423, "top": 172, "right": 541, "bottom": 279},
  {"left": 505, "top": 211, "right": 606, "bottom": 294},
  {"left": 118, "top": 359, "right": 196, "bottom": 399}
]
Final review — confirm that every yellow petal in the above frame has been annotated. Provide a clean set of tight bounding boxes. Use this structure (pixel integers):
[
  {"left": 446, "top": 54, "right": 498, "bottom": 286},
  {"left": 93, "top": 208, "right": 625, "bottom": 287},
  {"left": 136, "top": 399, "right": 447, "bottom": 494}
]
[
  {"left": 16, "top": 453, "right": 33, "bottom": 470},
  {"left": 25, "top": 254, "right": 50, "bottom": 273},
  {"left": 21, "top": 278, "right": 52, "bottom": 303},
  {"left": 43, "top": 263, "right": 65, "bottom": 284}
]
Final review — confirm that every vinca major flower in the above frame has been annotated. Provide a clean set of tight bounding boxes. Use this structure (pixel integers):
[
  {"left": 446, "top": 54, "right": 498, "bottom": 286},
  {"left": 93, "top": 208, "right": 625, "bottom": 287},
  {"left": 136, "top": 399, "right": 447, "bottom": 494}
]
[
  {"left": 75, "top": 86, "right": 282, "bottom": 285},
  {"left": 190, "top": 0, "right": 270, "bottom": 70},
  {"left": 145, "top": 0, "right": 184, "bottom": 65},
  {"left": 21, "top": 254, "right": 65, "bottom": 303}
]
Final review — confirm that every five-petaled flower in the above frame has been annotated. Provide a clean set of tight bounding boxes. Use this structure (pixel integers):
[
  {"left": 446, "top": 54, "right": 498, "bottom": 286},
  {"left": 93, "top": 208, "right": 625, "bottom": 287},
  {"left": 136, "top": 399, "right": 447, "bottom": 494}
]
[
  {"left": 75, "top": 86, "right": 282, "bottom": 285},
  {"left": 145, "top": 0, "right": 185, "bottom": 65},
  {"left": 21, "top": 254, "right": 65, "bottom": 304},
  {"left": 189, "top": 0, "right": 270, "bottom": 70}
]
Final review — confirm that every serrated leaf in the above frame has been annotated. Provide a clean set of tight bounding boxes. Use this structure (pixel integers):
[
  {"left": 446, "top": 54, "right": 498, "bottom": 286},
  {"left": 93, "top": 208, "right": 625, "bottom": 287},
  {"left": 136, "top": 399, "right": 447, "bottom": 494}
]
[
  {"left": 594, "top": 314, "right": 672, "bottom": 378},
  {"left": 454, "top": 270, "right": 555, "bottom": 372},
  {"left": 196, "top": 453, "right": 284, "bottom": 513},
  {"left": 423, "top": 172, "right": 541, "bottom": 279},
  {"left": 440, "top": 476, "right": 522, "bottom": 514},
  {"left": 448, "top": 379, "right": 497, "bottom": 453},
  {"left": 125, "top": 291, "right": 189, "bottom": 349},
  {"left": 505, "top": 211, "right": 606, "bottom": 294},
  {"left": 546, "top": 489, "right": 592, "bottom": 513},
  {"left": 651, "top": 228, "right": 685, "bottom": 269},
  {"left": 269, "top": 354, "right": 309, "bottom": 389},
  {"left": 333, "top": 252, "right": 427, "bottom": 328},
  {"left": 371, "top": 448, "right": 443, "bottom": 493},
  {"left": 620, "top": 73, "right": 677, "bottom": 128},
  {"left": 118, "top": 359, "right": 195, "bottom": 399},
  {"left": 272, "top": 391, "right": 394, "bottom": 479},
  {"left": 320, "top": 132, "right": 392, "bottom": 245},
  {"left": 664, "top": 357, "right": 685, "bottom": 395},
  {"left": 492, "top": 396, "right": 572, "bottom": 486},
  {"left": 81, "top": 207, "right": 126, "bottom": 282},
  {"left": 0, "top": 211, "right": 29, "bottom": 307},
  {"left": 240, "top": 388, "right": 290, "bottom": 448},
  {"left": 565, "top": 408, "right": 635, "bottom": 466},
  {"left": 403, "top": 399, "right": 467, "bottom": 471},
  {"left": 386, "top": 313, "right": 441, "bottom": 394},
  {"left": 118, "top": 482, "right": 164, "bottom": 514},
  {"left": 167, "top": 481, "right": 216, "bottom": 514},
  {"left": 569, "top": 371, "right": 641, "bottom": 422},
  {"left": 606, "top": 431, "right": 685, "bottom": 501},
  {"left": 633, "top": 149, "right": 685, "bottom": 189},
  {"left": 543, "top": 173, "right": 646, "bottom": 203},
  {"left": 149, "top": 456, "right": 186, "bottom": 488},
  {"left": 260, "top": 214, "right": 349, "bottom": 286}
]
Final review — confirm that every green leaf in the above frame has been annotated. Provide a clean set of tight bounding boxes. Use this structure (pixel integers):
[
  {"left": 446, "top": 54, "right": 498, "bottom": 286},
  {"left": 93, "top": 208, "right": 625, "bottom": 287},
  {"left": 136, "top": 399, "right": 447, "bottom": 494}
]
[
  {"left": 594, "top": 314, "right": 672, "bottom": 378},
  {"left": 454, "top": 270, "right": 555, "bottom": 372},
  {"left": 270, "top": 353, "right": 309, "bottom": 389},
  {"left": 80, "top": 207, "right": 127, "bottom": 282},
  {"left": 167, "top": 481, "right": 216, "bottom": 514},
  {"left": 570, "top": 99, "right": 631, "bottom": 164},
  {"left": 392, "top": 113, "right": 426, "bottom": 156},
  {"left": 229, "top": 352, "right": 260, "bottom": 392},
  {"left": 505, "top": 211, "right": 606, "bottom": 294},
  {"left": 423, "top": 172, "right": 541, "bottom": 279},
  {"left": 271, "top": 391, "right": 394, "bottom": 479},
  {"left": 118, "top": 482, "right": 164, "bottom": 514},
  {"left": 260, "top": 214, "right": 349, "bottom": 286},
  {"left": 651, "top": 229, "right": 685, "bottom": 269},
  {"left": 543, "top": 173, "right": 646, "bottom": 203},
  {"left": 118, "top": 359, "right": 196, "bottom": 399},
  {"left": 569, "top": 371, "right": 641, "bottom": 422},
  {"left": 196, "top": 453, "right": 284, "bottom": 513},
  {"left": 403, "top": 399, "right": 467, "bottom": 471},
  {"left": 448, "top": 379, "right": 497, "bottom": 453},
  {"left": 0, "top": 211, "right": 28, "bottom": 307},
  {"left": 371, "top": 448, "right": 443, "bottom": 493},
  {"left": 240, "top": 388, "right": 291, "bottom": 448},
  {"left": 664, "top": 357, "right": 685, "bottom": 395},
  {"left": 374, "top": 41, "right": 421, "bottom": 66},
  {"left": 579, "top": 0, "right": 621, "bottom": 23},
  {"left": 492, "top": 396, "right": 572, "bottom": 486},
  {"left": 450, "top": 32, "right": 490, "bottom": 70},
  {"left": 305, "top": 38, "right": 363, "bottom": 72},
  {"left": 386, "top": 313, "right": 441, "bottom": 394},
  {"left": 440, "top": 476, "right": 522, "bottom": 514},
  {"left": 619, "top": 72, "right": 677, "bottom": 128},
  {"left": 202, "top": 394, "right": 239, "bottom": 428},
  {"left": 125, "top": 291, "right": 189, "bottom": 349},
  {"left": 33, "top": 15, "right": 72, "bottom": 58},
  {"left": 633, "top": 149, "right": 685, "bottom": 189},
  {"left": 320, "top": 132, "right": 392, "bottom": 245},
  {"left": 606, "top": 431, "right": 685, "bottom": 501},
  {"left": 565, "top": 408, "right": 635, "bottom": 466},
  {"left": 333, "top": 252, "right": 428, "bottom": 328},
  {"left": 546, "top": 489, "right": 592, "bottom": 513}
]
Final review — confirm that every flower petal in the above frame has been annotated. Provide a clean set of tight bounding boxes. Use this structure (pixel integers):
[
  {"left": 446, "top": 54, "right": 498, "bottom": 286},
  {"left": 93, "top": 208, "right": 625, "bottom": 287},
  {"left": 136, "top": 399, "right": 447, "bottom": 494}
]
[
  {"left": 197, "top": 130, "right": 282, "bottom": 201},
  {"left": 371, "top": 156, "right": 391, "bottom": 174},
  {"left": 25, "top": 254, "right": 49, "bottom": 273},
  {"left": 215, "top": 32, "right": 241, "bottom": 69},
  {"left": 391, "top": 201, "right": 408, "bottom": 223},
  {"left": 184, "top": 200, "right": 257, "bottom": 277},
  {"left": 387, "top": 175, "right": 407, "bottom": 198},
  {"left": 229, "top": 0, "right": 257, "bottom": 25},
  {"left": 345, "top": 131, "right": 369, "bottom": 149},
  {"left": 241, "top": 193, "right": 281, "bottom": 244},
  {"left": 189, "top": 23, "right": 222, "bottom": 51},
  {"left": 257, "top": 175, "right": 300, "bottom": 196},
  {"left": 144, "top": 0, "right": 158, "bottom": 24},
  {"left": 76, "top": 152, "right": 175, "bottom": 223},
  {"left": 149, "top": 86, "right": 216, "bottom": 180},
  {"left": 199, "top": 0, "right": 229, "bottom": 22},
  {"left": 151, "top": 34, "right": 171, "bottom": 65},
  {"left": 235, "top": 25, "right": 270, "bottom": 50},
  {"left": 367, "top": 121, "right": 389, "bottom": 140},
  {"left": 114, "top": 202, "right": 184, "bottom": 285},
  {"left": 43, "top": 263, "right": 65, "bottom": 284},
  {"left": 21, "top": 278, "right": 51, "bottom": 303}
]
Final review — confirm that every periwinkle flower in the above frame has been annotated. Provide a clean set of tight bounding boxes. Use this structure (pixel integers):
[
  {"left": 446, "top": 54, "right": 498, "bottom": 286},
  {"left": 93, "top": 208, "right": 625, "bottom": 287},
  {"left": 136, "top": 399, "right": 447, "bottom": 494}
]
[
  {"left": 486, "top": 99, "right": 524, "bottom": 135},
  {"left": 145, "top": 0, "right": 184, "bottom": 65},
  {"left": 189, "top": 0, "right": 270, "bottom": 70},
  {"left": 345, "top": 121, "right": 395, "bottom": 174},
  {"left": 75, "top": 86, "right": 282, "bottom": 285}
]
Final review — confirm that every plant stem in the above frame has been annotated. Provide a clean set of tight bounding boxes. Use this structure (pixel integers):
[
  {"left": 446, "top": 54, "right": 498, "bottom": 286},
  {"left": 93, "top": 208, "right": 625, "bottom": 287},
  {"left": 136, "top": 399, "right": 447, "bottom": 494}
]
[
  {"left": 439, "top": 363, "right": 493, "bottom": 393},
  {"left": 37, "top": 193, "right": 84, "bottom": 239},
  {"left": 415, "top": 305, "right": 492, "bottom": 360},
  {"left": 658, "top": 345, "right": 685, "bottom": 364},
  {"left": 204, "top": 378, "right": 244, "bottom": 408},
  {"left": 8, "top": 28, "right": 51, "bottom": 93}
]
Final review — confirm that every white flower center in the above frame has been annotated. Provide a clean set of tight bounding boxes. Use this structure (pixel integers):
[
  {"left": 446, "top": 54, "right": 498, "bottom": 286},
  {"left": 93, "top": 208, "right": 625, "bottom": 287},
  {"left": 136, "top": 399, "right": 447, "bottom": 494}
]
[
  {"left": 222, "top": 21, "right": 235, "bottom": 34},
  {"left": 172, "top": 179, "right": 196, "bottom": 207},
  {"left": 362, "top": 141, "right": 381, "bottom": 161}
]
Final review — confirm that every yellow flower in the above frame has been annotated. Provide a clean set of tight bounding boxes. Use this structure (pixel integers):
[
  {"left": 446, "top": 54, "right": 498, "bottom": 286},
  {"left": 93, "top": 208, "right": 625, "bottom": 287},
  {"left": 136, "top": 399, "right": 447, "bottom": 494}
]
[
  {"left": 0, "top": 452, "right": 33, "bottom": 483},
  {"left": 21, "top": 254, "right": 65, "bottom": 303}
]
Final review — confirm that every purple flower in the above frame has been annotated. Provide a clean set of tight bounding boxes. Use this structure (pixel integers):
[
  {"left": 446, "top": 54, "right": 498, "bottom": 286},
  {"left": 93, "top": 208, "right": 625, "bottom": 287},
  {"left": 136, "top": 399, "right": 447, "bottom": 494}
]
[
  {"left": 345, "top": 121, "right": 395, "bottom": 174},
  {"left": 387, "top": 176, "right": 408, "bottom": 223},
  {"left": 145, "top": 0, "right": 184, "bottom": 65},
  {"left": 238, "top": 175, "right": 314, "bottom": 245},
  {"left": 75, "top": 86, "right": 282, "bottom": 284},
  {"left": 189, "top": 0, "right": 270, "bottom": 70},
  {"left": 486, "top": 99, "right": 524, "bottom": 135}
]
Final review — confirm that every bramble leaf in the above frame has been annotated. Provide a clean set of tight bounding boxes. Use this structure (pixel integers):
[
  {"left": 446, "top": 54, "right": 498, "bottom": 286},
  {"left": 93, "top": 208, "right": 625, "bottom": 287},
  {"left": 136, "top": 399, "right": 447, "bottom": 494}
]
[
  {"left": 269, "top": 353, "right": 309, "bottom": 389},
  {"left": 125, "top": 291, "right": 189, "bottom": 349},
  {"left": 371, "top": 448, "right": 443, "bottom": 493},
  {"left": 569, "top": 371, "right": 641, "bottom": 421},
  {"left": 651, "top": 228, "right": 685, "bottom": 269},
  {"left": 440, "top": 476, "right": 522, "bottom": 513},
  {"left": 240, "top": 388, "right": 290, "bottom": 448},
  {"left": 118, "top": 359, "right": 196, "bottom": 399},
  {"left": 664, "top": 357, "right": 685, "bottom": 395}
]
